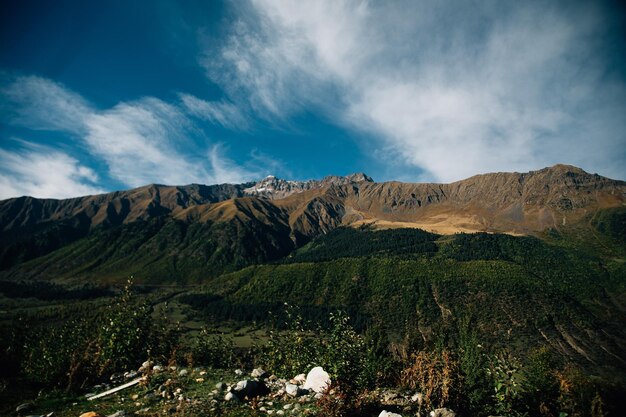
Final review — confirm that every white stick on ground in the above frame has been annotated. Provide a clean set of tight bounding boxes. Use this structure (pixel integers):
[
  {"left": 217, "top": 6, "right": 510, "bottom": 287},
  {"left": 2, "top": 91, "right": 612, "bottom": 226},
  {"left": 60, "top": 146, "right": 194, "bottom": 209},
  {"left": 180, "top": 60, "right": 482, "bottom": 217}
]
[{"left": 87, "top": 377, "right": 144, "bottom": 401}]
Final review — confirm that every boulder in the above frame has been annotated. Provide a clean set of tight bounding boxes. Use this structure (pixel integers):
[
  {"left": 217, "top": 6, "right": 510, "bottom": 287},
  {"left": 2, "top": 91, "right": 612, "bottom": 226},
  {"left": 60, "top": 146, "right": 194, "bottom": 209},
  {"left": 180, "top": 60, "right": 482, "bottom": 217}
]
[
  {"left": 379, "top": 411, "right": 403, "bottom": 417},
  {"left": 303, "top": 367, "right": 331, "bottom": 393},
  {"left": 430, "top": 408, "right": 456, "bottom": 417},
  {"left": 232, "top": 379, "right": 270, "bottom": 400}
]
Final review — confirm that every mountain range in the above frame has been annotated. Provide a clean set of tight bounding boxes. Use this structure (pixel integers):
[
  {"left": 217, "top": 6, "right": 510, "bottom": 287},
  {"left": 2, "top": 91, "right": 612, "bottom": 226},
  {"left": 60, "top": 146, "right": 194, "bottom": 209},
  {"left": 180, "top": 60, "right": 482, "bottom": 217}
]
[{"left": 0, "top": 164, "right": 624, "bottom": 282}]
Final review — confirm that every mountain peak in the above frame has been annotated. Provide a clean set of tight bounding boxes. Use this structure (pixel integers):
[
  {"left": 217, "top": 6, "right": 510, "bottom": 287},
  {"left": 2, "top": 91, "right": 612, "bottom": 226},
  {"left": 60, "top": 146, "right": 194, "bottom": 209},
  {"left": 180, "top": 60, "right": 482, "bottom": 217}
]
[
  {"left": 345, "top": 172, "right": 374, "bottom": 183},
  {"left": 241, "top": 173, "right": 374, "bottom": 200}
]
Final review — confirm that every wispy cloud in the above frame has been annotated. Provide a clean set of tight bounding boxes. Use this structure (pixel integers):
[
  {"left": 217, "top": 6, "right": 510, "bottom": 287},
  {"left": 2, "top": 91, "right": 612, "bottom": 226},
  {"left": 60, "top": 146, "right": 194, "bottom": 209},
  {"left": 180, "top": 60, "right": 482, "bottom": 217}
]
[
  {"left": 1, "top": 75, "right": 91, "bottom": 134},
  {"left": 211, "top": 0, "right": 626, "bottom": 181},
  {"left": 0, "top": 142, "right": 104, "bottom": 199},
  {"left": 1, "top": 76, "right": 262, "bottom": 197},
  {"left": 179, "top": 93, "right": 249, "bottom": 130}
]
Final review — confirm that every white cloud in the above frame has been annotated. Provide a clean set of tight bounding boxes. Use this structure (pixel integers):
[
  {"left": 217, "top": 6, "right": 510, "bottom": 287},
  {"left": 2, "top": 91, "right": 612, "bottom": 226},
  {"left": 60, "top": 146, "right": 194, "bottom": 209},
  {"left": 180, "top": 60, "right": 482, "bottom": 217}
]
[
  {"left": 1, "top": 75, "right": 91, "bottom": 134},
  {"left": 179, "top": 93, "right": 249, "bottom": 130},
  {"left": 0, "top": 143, "right": 104, "bottom": 199},
  {"left": 1, "top": 76, "right": 261, "bottom": 196},
  {"left": 212, "top": 0, "right": 626, "bottom": 181}
]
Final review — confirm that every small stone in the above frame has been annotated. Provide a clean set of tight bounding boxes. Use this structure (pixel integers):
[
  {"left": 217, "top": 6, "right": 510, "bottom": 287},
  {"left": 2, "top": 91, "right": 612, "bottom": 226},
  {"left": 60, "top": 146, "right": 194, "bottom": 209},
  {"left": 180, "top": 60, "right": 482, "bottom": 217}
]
[
  {"left": 131, "top": 394, "right": 139, "bottom": 400},
  {"left": 283, "top": 403, "right": 292, "bottom": 410},
  {"left": 107, "top": 412, "right": 126, "bottom": 417},
  {"left": 215, "top": 382, "right": 227, "bottom": 391},
  {"left": 276, "top": 411, "right": 285, "bottom": 416},
  {"left": 285, "top": 383, "right": 299, "bottom": 397},
  {"left": 195, "top": 378, "right": 205, "bottom": 383},
  {"left": 178, "top": 369, "right": 188, "bottom": 377},
  {"left": 235, "top": 369, "right": 243, "bottom": 375},
  {"left": 152, "top": 365, "right": 164, "bottom": 372},
  {"left": 225, "top": 392, "right": 239, "bottom": 402},
  {"left": 199, "top": 371, "right": 207, "bottom": 376},
  {"left": 79, "top": 413, "right": 103, "bottom": 417},
  {"left": 292, "top": 373, "right": 306, "bottom": 384},
  {"left": 430, "top": 408, "right": 456, "bottom": 417},
  {"left": 251, "top": 368, "right": 268, "bottom": 378},
  {"left": 378, "top": 411, "right": 402, "bottom": 417}
]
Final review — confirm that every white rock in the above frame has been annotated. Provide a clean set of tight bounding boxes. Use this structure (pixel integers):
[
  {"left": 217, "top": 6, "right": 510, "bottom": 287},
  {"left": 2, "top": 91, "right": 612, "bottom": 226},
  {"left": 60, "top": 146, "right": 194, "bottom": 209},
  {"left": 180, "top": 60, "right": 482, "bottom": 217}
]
[
  {"left": 224, "top": 392, "right": 239, "bottom": 402},
  {"left": 379, "top": 411, "right": 403, "bottom": 417},
  {"left": 430, "top": 408, "right": 456, "bottom": 417},
  {"left": 292, "top": 373, "right": 306, "bottom": 384},
  {"left": 285, "top": 383, "right": 299, "bottom": 397},
  {"left": 283, "top": 403, "right": 292, "bottom": 409},
  {"left": 303, "top": 367, "right": 331, "bottom": 393},
  {"left": 178, "top": 369, "right": 188, "bottom": 377}
]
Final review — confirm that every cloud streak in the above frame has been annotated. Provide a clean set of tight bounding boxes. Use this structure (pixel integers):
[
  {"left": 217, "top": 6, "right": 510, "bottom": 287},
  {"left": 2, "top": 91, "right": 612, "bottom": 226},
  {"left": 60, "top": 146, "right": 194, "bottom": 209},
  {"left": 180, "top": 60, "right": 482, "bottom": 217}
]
[
  {"left": 1, "top": 76, "right": 261, "bottom": 197},
  {"left": 180, "top": 93, "right": 249, "bottom": 130},
  {"left": 212, "top": 0, "right": 626, "bottom": 181}
]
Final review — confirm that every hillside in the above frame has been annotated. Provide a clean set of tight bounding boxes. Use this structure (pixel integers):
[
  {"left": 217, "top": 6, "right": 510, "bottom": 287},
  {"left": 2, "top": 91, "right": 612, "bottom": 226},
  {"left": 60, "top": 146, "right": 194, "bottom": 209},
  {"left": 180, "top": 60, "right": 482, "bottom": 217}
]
[
  {"left": 1, "top": 164, "right": 624, "bottom": 283},
  {"left": 1, "top": 165, "right": 626, "bottom": 416}
]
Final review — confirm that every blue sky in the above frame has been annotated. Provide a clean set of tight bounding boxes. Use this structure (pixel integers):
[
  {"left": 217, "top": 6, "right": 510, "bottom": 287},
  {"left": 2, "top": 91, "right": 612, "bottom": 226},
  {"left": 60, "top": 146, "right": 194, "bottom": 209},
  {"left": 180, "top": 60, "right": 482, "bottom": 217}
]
[{"left": 1, "top": 0, "right": 625, "bottom": 199}]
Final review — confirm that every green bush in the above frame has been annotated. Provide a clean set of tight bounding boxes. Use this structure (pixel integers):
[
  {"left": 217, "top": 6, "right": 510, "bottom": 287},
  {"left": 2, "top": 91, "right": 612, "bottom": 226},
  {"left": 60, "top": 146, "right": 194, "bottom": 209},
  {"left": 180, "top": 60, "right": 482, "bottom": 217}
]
[
  {"left": 20, "top": 277, "right": 181, "bottom": 390},
  {"left": 190, "top": 328, "right": 234, "bottom": 369}
]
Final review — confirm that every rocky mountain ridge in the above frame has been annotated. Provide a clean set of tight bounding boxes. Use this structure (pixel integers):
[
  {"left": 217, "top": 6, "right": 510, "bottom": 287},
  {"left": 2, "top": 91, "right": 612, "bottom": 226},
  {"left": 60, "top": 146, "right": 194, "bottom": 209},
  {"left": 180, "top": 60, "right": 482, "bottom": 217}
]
[{"left": 1, "top": 165, "right": 624, "bottom": 280}]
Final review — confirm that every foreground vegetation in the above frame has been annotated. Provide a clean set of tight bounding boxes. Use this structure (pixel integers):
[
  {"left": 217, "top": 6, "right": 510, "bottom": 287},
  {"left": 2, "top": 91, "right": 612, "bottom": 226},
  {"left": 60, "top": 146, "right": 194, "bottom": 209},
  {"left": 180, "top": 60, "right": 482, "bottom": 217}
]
[{"left": 1, "top": 220, "right": 626, "bottom": 416}]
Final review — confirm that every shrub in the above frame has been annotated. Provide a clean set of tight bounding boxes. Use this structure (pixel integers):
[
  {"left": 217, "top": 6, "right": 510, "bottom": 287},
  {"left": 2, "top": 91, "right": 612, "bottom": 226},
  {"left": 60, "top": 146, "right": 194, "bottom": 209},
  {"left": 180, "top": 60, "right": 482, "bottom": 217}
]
[
  {"left": 400, "top": 349, "right": 463, "bottom": 409},
  {"left": 486, "top": 352, "right": 527, "bottom": 416},
  {"left": 189, "top": 328, "right": 234, "bottom": 368}
]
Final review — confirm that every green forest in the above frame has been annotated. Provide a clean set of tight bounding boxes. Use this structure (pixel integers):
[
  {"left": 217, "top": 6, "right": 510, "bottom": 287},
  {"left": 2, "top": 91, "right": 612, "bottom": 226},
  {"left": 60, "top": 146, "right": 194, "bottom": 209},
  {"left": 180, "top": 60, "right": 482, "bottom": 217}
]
[{"left": 1, "top": 218, "right": 626, "bottom": 416}]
